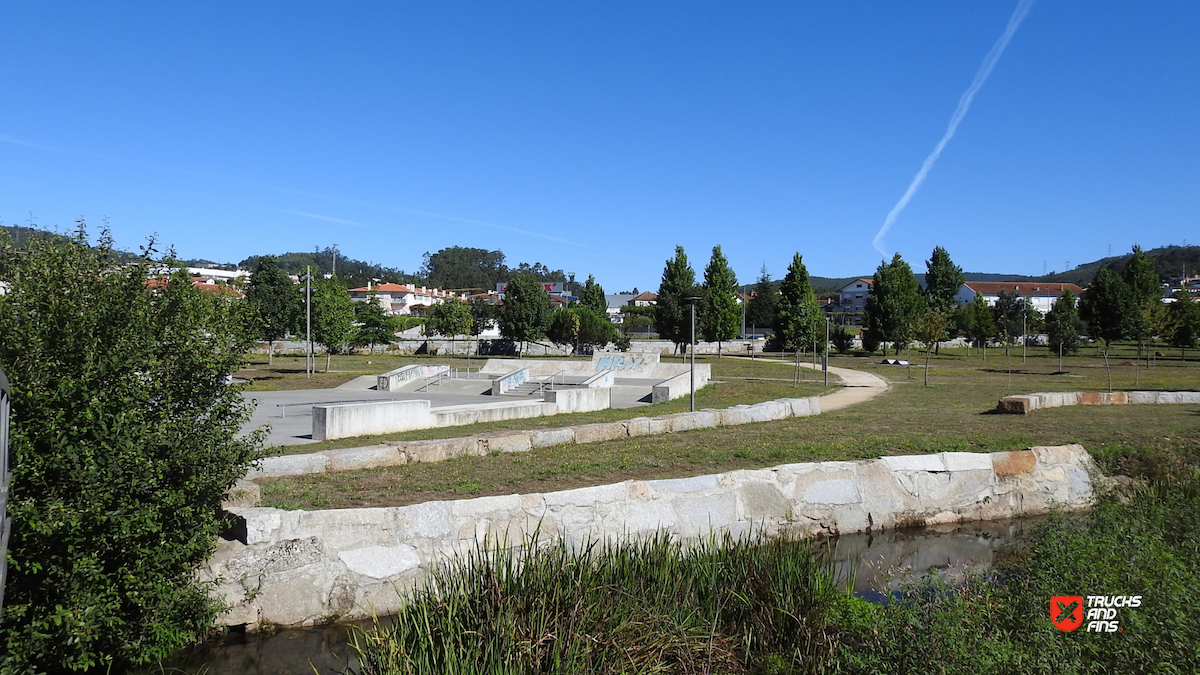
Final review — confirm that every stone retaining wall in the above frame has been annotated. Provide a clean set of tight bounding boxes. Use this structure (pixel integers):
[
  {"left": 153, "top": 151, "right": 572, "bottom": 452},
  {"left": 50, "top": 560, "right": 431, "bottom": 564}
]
[
  {"left": 247, "top": 396, "right": 822, "bottom": 480},
  {"left": 214, "top": 445, "right": 1099, "bottom": 628},
  {"left": 998, "top": 390, "right": 1200, "bottom": 414}
]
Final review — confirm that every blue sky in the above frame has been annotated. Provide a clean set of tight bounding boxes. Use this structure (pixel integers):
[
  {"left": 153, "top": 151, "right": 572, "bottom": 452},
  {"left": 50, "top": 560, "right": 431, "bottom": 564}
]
[{"left": 2, "top": 2, "right": 1197, "bottom": 291}]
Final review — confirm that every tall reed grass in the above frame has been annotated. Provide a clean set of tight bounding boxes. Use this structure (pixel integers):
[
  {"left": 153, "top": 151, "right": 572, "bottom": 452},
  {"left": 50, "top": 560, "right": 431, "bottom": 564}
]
[{"left": 345, "top": 531, "right": 853, "bottom": 674}]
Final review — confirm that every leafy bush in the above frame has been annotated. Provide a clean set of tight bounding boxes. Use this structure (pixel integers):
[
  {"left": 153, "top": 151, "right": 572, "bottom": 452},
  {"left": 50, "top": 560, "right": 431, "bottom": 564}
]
[
  {"left": 0, "top": 224, "right": 264, "bottom": 672},
  {"left": 830, "top": 326, "right": 855, "bottom": 354}
]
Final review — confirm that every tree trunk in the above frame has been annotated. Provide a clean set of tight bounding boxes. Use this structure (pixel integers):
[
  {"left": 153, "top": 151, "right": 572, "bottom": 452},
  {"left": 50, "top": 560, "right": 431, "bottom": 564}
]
[
  {"left": 924, "top": 348, "right": 930, "bottom": 386},
  {"left": 268, "top": 342, "right": 274, "bottom": 365},
  {"left": 1103, "top": 346, "right": 1112, "bottom": 392},
  {"left": 326, "top": 352, "right": 332, "bottom": 373}
]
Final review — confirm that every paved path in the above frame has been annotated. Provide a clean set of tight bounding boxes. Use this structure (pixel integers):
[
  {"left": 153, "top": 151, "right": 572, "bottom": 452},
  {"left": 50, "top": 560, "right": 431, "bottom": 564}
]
[{"left": 808, "top": 362, "right": 890, "bottom": 412}]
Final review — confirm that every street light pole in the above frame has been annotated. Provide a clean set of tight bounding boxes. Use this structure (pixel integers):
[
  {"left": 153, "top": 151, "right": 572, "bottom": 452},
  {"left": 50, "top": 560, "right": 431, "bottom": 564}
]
[
  {"left": 825, "top": 317, "right": 830, "bottom": 386},
  {"left": 306, "top": 265, "right": 312, "bottom": 378},
  {"left": 686, "top": 296, "right": 701, "bottom": 412}
]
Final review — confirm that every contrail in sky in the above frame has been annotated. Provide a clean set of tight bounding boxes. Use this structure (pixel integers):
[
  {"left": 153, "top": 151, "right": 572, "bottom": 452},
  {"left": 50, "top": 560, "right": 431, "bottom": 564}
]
[{"left": 872, "top": 0, "right": 1035, "bottom": 257}]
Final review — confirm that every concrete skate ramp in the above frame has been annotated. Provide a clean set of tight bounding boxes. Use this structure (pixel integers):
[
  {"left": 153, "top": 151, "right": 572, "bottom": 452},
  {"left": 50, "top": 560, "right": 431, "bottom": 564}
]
[{"left": 478, "top": 353, "right": 709, "bottom": 384}]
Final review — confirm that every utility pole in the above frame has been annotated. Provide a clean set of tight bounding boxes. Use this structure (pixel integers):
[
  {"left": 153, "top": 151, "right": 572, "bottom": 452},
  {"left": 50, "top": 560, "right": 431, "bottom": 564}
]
[
  {"left": 306, "top": 265, "right": 313, "bottom": 378},
  {"left": 1022, "top": 309, "right": 1026, "bottom": 364},
  {"left": 686, "top": 297, "right": 701, "bottom": 412}
]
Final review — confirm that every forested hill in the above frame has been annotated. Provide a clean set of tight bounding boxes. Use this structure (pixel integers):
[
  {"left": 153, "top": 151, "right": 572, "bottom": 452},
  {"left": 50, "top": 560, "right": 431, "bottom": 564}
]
[
  {"left": 239, "top": 245, "right": 571, "bottom": 292},
  {"left": 1027, "top": 245, "right": 1200, "bottom": 287}
]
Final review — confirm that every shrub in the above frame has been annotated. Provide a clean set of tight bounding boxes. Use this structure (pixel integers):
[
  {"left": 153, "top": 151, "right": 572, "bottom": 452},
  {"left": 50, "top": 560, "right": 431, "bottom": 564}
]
[
  {"left": 0, "top": 224, "right": 264, "bottom": 672},
  {"left": 831, "top": 326, "right": 855, "bottom": 354}
]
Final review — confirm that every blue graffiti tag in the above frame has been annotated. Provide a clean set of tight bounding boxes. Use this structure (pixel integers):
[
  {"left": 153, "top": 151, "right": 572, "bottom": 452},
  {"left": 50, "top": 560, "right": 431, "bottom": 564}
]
[{"left": 596, "top": 356, "right": 644, "bottom": 372}]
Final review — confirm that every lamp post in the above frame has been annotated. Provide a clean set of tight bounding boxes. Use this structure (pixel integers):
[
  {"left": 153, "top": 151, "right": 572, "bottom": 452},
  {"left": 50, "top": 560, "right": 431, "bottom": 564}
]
[
  {"left": 685, "top": 296, "right": 701, "bottom": 412},
  {"left": 825, "top": 317, "right": 830, "bottom": 386}
]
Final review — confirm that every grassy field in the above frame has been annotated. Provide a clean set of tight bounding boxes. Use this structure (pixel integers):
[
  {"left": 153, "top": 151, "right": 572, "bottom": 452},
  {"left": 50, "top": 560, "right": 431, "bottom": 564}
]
[{"left": 257, "top": 345, "right": 1200, "bottom": 510}]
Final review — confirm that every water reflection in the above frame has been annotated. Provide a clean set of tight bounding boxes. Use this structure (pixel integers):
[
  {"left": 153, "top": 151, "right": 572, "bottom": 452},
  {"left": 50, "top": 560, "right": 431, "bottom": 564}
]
[
  {"left": 815, "top": 517, "right": 1043, "bottom": 603},
  {"left": 148, "top": 517, "right": 1047, "bottom": 674}
]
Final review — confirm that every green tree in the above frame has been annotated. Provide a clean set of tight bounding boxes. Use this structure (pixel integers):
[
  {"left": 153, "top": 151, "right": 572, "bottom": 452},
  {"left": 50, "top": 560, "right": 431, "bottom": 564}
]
[
  {"left": 964, "top": 294, "right": 997, "bottom": 358},
  {"left": 863, "top": 254, "right": 925, "bottom": 355},
  {"left": 993, "top": 290, "right": 1036, "bottom": 355},
  {"left": 498, "top": 272, "right": 551, "bottom": 356},
  {"left": 311, "top": 274, "right": 358, "bottom": 372},
  {"left": 353, "top": 296, "right": 398, "bottom": 353},
  {"left": 1045, "top": 288, "right": 1082, "bottom": 359},
  {"left": 701, "top": 245, "right": 740, "bottom": 357},
  {"left": 245, "top": 255, "right": 300, "bottom": 364},
  {"left": 1080, "top": 267, "right": 1137, "bottom": 391},
  {"left": 547, "top": 307, "right": 622, "bottom": 354},
  {"left": 774, "top": 253, "right": 823, "bottom": 353},
  {"left": 425, "top": 298, "right": 474, "bottom": 356},
  {"left": 922, "top": 246, "right": 965, "bottom": 312},
  {"left": 1168, "top": 291, "right": 1200, "bottom": 358},
  {"left": 578, "top": 274, "right": 608, "bottom": 317},
  {"left": 419, "top": 246, "right": 508, "bottom": 292},
  {"left": 912, "top": 311, "right": 951, "bottom": 386},
  {"left": 1122, "top": 245, "right": 1162, "bottom": 362},
  {"left": 469, "top": 297, "right": 497, "bottom": 337},
  {"left": 922, "top": 246, "right": 965, "bottom": 354},
  {"left": 0, "top": 225, "right": 263, "bottom": 672},
  {"left": 745, "top": 264, "right": 776, "bottom": 334},
  {"left": 654, "top": 246, "right": 699, "bottom": 354}
]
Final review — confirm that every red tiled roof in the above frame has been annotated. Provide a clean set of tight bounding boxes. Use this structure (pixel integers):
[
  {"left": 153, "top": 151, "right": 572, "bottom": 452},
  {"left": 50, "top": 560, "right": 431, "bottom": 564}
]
[
  {"left": 632, "top": 291, "right": 658, "bottom": 301},
  {"left": 963, "top": 282, "right": 1084, "bottom": 296},
  {"left": 349, "top": 283, "right": 411, "bottom": 293}
]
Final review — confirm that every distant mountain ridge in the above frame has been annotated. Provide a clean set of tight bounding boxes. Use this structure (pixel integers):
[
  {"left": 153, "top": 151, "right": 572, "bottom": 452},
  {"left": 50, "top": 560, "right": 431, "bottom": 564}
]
[{"left": 7, "top": 225, "right": 1197, "bottom": 294}]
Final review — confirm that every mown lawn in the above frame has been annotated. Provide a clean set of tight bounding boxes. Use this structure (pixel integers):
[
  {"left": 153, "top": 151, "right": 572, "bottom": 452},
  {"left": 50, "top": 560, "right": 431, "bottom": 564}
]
[{"left": 258, "top": 346, "right": 1200, "bottom": 510}]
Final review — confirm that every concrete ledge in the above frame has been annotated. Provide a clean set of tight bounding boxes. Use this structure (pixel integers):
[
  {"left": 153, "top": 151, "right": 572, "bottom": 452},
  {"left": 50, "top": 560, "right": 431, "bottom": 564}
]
[
  {"left": 491, "top": 368, "right": 530, "bottom": 395},
  {"left": 580, "top": 369, "right": 615, "bottom": 388},
  {"left": 214, "top": 445, "right": 1099, "bottom": 628},
  {"left": 250, "top": 395, "right": 827, "bottom": 480},
  {"left": 313, "top": 399, "right": 431, "bottom": 441},
  {"left": 546, "top": 387, "right": 611, "bottom": 414},
  {"left": 998, "top": 390, "right": 1200, "bottom": 414},
  {"left": 377, "top": 364, "right": 449, "bottom": 391}
]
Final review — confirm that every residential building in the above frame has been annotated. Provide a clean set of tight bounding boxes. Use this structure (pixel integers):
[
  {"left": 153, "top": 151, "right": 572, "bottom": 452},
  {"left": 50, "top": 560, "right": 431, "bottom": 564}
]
[
  {"left": 955, "top": 282, "right": 1084, "bottom": 315},
  {"left": 348, "top": 283, "right": 461, "bottom": 316},
  {"left": 631, "top": 291, "right": 658, "bottom": 306},
  {"left": 835, "top": 279, "right": 873, "bottom": 313}
]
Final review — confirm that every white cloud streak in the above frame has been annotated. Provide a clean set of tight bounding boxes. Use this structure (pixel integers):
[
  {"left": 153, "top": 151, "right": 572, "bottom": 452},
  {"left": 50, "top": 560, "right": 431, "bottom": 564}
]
[
  {"left": 872, "top": 0, "right": 1035, "bottom": 257},
  {"left": 284, "top": 210, "right": 365, "bottom": 226}
]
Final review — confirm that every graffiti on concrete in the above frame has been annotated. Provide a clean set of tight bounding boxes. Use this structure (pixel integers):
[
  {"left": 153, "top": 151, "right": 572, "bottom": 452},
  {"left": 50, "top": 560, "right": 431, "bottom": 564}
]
[{"left": 595, "top": 356, "right": 644, "bottom": 372}]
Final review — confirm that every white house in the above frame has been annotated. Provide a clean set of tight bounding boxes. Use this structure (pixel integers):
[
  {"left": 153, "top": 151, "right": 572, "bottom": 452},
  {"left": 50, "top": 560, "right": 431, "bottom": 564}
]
[
  {"left": 835, "top": 279, "right": 873, "bottom": 313},
  {"left": 348, "top": 283, "right": 462, "bottom": 316},
  {"left": 955, "top": 282, "right": 1084, "bottom": 315}
]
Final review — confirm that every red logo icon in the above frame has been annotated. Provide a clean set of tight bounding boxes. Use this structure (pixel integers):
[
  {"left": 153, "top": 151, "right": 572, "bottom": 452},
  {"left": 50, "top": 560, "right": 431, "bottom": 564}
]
[{"left": 1051, "top": 596, "right": 1084, "bottom": 632}]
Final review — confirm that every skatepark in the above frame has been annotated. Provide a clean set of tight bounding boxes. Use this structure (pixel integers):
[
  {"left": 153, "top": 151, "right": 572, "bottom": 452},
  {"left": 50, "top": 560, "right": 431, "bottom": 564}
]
[{"left": 241, "top": 352, "right": 711, "bottom": 446}]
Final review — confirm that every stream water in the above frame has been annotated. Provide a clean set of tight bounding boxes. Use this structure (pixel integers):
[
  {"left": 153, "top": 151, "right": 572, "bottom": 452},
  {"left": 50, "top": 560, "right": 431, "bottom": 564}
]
[{"left": 145, "top": 517, "right": 1044, "bottom": 675}]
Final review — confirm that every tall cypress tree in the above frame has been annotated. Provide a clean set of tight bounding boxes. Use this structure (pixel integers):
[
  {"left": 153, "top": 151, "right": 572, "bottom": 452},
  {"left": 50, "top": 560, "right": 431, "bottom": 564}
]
[
  {"left": 578, "top": 274, "right": 608, "bottom": 317},
  {"left": 655, "top": 246, "right": 699, "bottom": 354},
  {"left": 863, "top": 253, "right": 924, "bottom": 355},
  {"left": 923, "top": 246, "right": 965, "bottom": 312},
  {"left": 745, "top": 264, "right": 776, "bottom": 333},
  {"left": 774, "top": 253, "right": 822, "bottom": 352},
  {"left": 701, "top": 245, "right": 739, "bottom": 357}
]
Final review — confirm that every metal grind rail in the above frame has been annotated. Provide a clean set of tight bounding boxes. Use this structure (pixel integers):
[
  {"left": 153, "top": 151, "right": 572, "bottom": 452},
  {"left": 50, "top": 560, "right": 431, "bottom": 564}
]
[
  {"left": 415, "top": 370, "right": 449, "bottom": 392},
  {"left": 276, "top": 398, "right": 405, "bottom": 418},
  {"left": 531, "top": 369, "right": 567, "bottom": 396}
]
